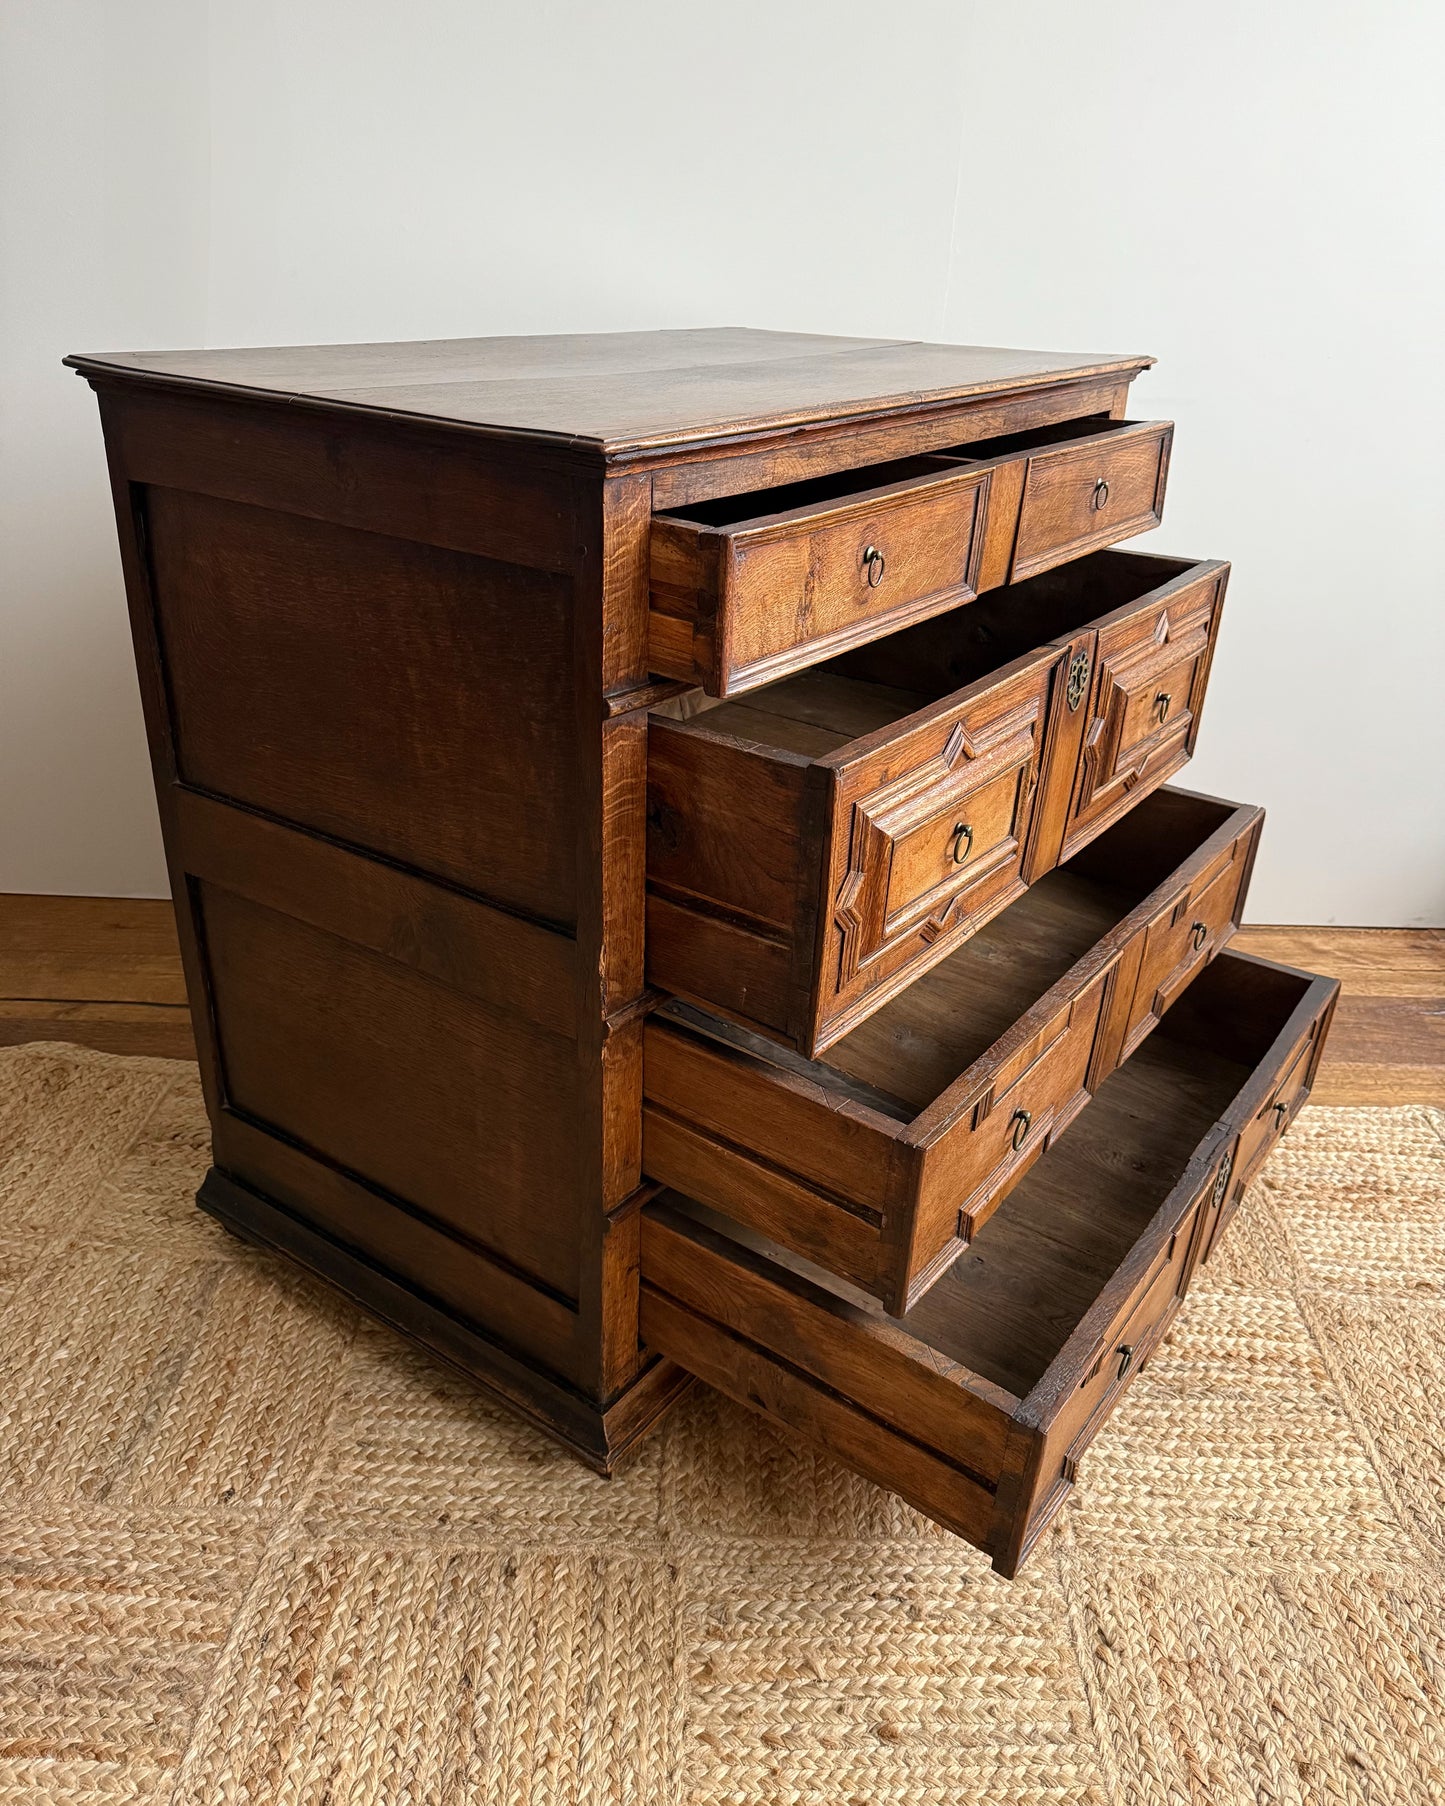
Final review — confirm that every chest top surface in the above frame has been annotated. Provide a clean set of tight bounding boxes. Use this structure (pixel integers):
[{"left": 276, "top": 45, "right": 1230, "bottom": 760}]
[{"left": 66, "top": 326, "right": 1151, "bottom": 458}]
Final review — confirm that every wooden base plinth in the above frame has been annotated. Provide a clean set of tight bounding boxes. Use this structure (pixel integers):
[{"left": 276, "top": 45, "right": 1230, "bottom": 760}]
[{"left": 197, "top": 1166, "right": 693, "bottom": 1474}]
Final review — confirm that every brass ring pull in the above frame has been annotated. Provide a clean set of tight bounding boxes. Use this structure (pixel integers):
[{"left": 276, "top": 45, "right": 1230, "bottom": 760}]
[
  {"left": 949, "top": 821, "right": 973, "bottom": 865},
  {"left": 1116, "top": 1344, "right": 1134, "bottom": 1381},
  {"left": 1154, "top": 690, "right": 1172, "bottom": 724},
  {"left": 1274, "top": 1100, "right": 1289, "bottom": 1131},
  {"left": 1092, "top": 478, "right": 1110, "bottom": 512},
  {"left": 862, "top": 545, "right": 886, "bottom": 587},
  {"left": 1011, "top": 1108, "right": 1032, "bottom": 1151},
  {"left": 1191, "top": 920, "right": 1208, "bottom": 953}
]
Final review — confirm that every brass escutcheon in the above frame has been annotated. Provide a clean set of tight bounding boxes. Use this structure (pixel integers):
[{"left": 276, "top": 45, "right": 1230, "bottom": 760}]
[{"left": 1066, "top": 649, "right": 1091, "bottom": 711}]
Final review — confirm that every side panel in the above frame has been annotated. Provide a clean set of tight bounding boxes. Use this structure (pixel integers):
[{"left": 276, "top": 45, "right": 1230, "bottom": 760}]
[
  {"left": 146, "top": 486, "right": 578, "bottom": 923},
  {"left": 198, "top": 882, "right": 582, "bottom": 1298},
  {"left": 91, "top": 384, "right": 672, "bottom": 1446}
]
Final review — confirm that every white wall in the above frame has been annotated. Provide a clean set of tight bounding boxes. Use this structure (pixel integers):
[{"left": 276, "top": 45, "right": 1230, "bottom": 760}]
[
  {"left": 947, "top": 1, "right": 1445, "bottom": 925},
  {"left": 4, "top": 0, "right": 1442, "bottom": 921},
  {"left": 0, "top": 1, "right": 208, "bottom": 896}
]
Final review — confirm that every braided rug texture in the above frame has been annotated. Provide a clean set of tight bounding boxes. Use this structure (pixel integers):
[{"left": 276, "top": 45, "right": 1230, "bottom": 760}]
[{"left": 1, "top": 1040, "right": 1442, "bottom": 1805}]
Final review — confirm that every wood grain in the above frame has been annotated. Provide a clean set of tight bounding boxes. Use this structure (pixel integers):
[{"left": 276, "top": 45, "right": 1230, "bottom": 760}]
[
  {"left": 0, "top": 998, "right": 195, "bottom": 1059},
  {"left": 0, "top": 894, "right": 184, "bottom": 1003},
  {"left": 146, "top": 486, "right": 581, "bottom": 926},
  {"left": 0, "top": 895, "right": 194, "bottom": 1057},
  {"left": 1235, "top": 925, "right": 1445, "bottom": 1105},
  {"left": 67, "top": 328, "right": 1153, "bottom": 458}
]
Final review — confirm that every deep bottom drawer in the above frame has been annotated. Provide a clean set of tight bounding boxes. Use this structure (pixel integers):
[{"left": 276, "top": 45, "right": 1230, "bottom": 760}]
[{"left": 640, "top": 950, "right": 1338, "bottom": 1576}]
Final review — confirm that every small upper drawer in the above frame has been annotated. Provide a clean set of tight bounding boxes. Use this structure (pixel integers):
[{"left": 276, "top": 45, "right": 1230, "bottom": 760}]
[
  {"left": 649, "top": 457, "right": 992, "bottom": 698},
  {"left": 647, "top": 549, "right": 1227, "bottom": 1057},
  {"left": 648, "top": 420, "right": 1174, "bottom": 698},
  {"left": 645, "top": 786, "right": 1262, "bottom": 1314},
  {"left": 948, "top": 417, "right": 1174, "bottom": 585},
  {"left": 639, "top": 950, "right": 1339, "bottom": 1577}
]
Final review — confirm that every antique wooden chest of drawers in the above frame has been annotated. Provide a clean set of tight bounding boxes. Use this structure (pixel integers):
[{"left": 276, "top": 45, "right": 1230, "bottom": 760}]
[{"left": 69, "top": 328, "right": 1336, "bottom": 1576}]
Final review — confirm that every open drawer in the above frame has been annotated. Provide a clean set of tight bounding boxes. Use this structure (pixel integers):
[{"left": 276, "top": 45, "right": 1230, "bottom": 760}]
[
  {"left": 943, "top": 415, "right": 1174, "bottom": 585},
  {"left": 645, "top": 785, "right": 1261, "bottom": 1313},
  {"left": 648, "top": 418, "right": 1173, "bottom": 696},
  {"left": 647, "top": 549, "right": 1228, "bottom": 1055},
  {"left": 640, "top": 949, "right": 1339, "bottom": 1577}
]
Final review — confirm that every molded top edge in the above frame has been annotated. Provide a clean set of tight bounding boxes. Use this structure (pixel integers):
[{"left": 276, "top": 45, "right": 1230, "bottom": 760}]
[{"left": 65, "top": 325, "right": 1154, "bottom": 458}]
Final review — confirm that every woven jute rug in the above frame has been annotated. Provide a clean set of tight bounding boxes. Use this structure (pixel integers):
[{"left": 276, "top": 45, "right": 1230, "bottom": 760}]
[{"left": 2, "top": 1041, "right": 1443, "bottom": 1804}]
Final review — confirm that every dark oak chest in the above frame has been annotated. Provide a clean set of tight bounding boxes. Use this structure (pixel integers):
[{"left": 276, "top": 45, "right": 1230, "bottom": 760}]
[{"left": 70, "top": 327, "right": 1335, "bottom": 1575}]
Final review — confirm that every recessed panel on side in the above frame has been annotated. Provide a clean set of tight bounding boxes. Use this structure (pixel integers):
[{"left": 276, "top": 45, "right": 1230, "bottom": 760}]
[
  {"left": 145, "top": 486, "right": 578, "bottom": 925},
  {"left": 197, "top": 881, "right": 583, "bottom": 1301}
]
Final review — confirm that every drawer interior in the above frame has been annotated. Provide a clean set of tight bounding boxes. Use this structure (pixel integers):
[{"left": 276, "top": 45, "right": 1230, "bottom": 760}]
[
  {"left": 672, "top": 785, "right": 1248, "bottom": 1122},
  {"left": 655, "top": 416, "right": 1144, "bottom": 533},
  {"left": 660, "top": 549, "right": 1197, "bottom": 760},
  {"left": 664, "top": 950, "right": 1321, "bottom": 1403},
  {"left": 654, "top": 454, "right": 955, "bottom": 530},
  {"left": 890, "top": 953, "right": 1321, "bottom": 1394},
  {"left": 941, "top": 414, "right": 1138, "bottom": 462}
]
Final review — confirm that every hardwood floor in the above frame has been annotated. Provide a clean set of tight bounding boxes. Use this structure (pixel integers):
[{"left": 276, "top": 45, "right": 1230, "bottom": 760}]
[
  {"left": 0, "top": 895, "right": 194, "bottom": 1060},
  {"left": 0, "top": 894, "right": 1440, "bottom": 1105},
  {"left": 1233, "top": 926, "right": 1443, "bottom": 1106}
]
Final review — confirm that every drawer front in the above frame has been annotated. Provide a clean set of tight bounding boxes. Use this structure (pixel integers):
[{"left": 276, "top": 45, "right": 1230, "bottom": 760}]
[
  {"left": 1018, "top": 1179, "right": 1203, "bottom": 1559},
  {"left": 1011, "top": 421, "right": 1173, "bottom": 582},
  {"left": 726, "top": 472, "right": 991, "bottom": 689},
  {"left": 650, "top": 464, "right": 993, "bottom": 697},
  {"left": 817, "top": 655, "right": 1056, "bottom": 1047},
  {"left": 1061, "top": 562, "right": 1226, "bottom": 860},
  {"left": 1184, "top": 1143, "right": 1243, "bottom": 1284},
  {"left": 932, "top": 976, "right": 1108, "bottom": 1246},
  {"left": 1117, "top": 833, "right": 1254, "bottom": 1063},
  {"left": 1199, "top": 1002, "right": 1334, "bottom": 1264}
]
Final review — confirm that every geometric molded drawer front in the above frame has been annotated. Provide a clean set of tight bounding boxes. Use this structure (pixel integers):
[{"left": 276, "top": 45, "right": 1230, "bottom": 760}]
[
  {"left": 645, "top": 643, "right": 1056, "bottom": 1059},
  {"left": 646, "top": 549, "right": 1228, "bottom": 1058},
  {"left": 1118, "top": 827, "right": 1257, "bottom": 1063},
  {"left": 644, "top": 787, "right": 1264, "bottom": 1314},
  {"left": 640, "top": 950, "right": 1339, "bottom": 1577},
  {"left": 1189, "top": 959, "right": 1339, "bottom": 1268},
  {"left": 1061, "top": 556, "right": 1226, "bottom": 859}
]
